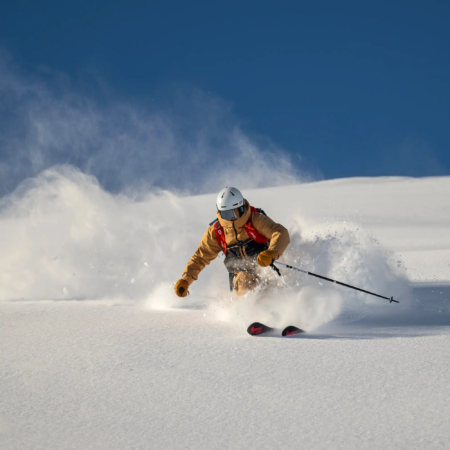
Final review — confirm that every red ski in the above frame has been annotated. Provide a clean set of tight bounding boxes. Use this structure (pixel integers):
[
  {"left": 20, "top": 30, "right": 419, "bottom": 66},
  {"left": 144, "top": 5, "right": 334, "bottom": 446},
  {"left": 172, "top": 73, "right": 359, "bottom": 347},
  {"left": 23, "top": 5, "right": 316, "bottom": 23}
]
[
  {"left": 247, "top": 322, "right": 274, "bottom": 336},
  {"left": 281, "top": 325, "right": 305, "bottom": 336}
]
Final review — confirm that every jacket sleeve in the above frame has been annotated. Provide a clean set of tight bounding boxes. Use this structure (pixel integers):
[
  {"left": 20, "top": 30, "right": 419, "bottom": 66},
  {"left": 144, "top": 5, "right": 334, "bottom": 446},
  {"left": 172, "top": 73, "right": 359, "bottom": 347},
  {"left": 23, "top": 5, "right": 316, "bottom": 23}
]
[
  {"left": 252, "top": 213, "right": 290, "bottom": 260},
  {"left": 181, "top": 226, "right": 222, "bottom": 285}
]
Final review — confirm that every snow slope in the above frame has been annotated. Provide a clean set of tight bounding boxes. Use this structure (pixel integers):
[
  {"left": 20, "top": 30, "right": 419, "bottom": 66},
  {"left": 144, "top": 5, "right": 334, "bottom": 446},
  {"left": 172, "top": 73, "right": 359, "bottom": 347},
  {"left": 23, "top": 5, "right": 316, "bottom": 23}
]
[{"left": 1, "top": 172, "right": 449, "bottom": 449}]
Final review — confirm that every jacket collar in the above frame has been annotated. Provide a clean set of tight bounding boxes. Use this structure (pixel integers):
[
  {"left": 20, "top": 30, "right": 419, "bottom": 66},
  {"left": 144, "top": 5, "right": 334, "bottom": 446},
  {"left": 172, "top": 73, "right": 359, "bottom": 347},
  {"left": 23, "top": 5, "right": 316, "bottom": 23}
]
[{"left": 216, "top": 199, "right": 251, "bottom": 229}]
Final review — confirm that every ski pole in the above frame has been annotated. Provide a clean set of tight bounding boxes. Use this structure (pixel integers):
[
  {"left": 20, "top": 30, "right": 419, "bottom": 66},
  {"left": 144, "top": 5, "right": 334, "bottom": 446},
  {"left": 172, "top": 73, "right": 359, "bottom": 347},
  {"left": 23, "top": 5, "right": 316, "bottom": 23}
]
[{"left": 273, "top": 261, "right": 399, "bottom": 304}]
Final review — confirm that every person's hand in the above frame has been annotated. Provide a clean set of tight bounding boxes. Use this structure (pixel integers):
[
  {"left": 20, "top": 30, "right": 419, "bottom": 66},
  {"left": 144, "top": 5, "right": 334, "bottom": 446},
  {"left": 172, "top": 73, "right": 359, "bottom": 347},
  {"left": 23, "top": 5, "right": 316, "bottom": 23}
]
[
  {"left": 174, "top": 279, "right": 189, "bottom": 297},
  {"left": 257, "top": 250, "right": 277, "bottom": 267}
]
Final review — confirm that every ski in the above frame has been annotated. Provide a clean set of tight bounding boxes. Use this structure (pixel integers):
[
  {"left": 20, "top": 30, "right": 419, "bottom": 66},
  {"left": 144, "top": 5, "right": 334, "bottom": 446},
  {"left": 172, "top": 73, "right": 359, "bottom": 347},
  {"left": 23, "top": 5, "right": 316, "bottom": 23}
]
[
  {"left": 247, "top": 322, "right": 274, "bottom": 336},
  {"left": 282, "top": 325, "right": 305, "bottom": 336}
]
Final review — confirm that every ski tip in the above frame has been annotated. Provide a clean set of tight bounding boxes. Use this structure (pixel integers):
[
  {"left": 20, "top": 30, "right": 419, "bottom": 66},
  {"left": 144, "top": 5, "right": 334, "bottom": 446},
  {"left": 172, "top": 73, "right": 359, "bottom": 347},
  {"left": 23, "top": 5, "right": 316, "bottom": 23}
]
[
  {"left": 247, "top": 322, "right": 273, "bottom": 336},
  {"left": 282, "top": 325, "right": 305, "bottom": 337}
]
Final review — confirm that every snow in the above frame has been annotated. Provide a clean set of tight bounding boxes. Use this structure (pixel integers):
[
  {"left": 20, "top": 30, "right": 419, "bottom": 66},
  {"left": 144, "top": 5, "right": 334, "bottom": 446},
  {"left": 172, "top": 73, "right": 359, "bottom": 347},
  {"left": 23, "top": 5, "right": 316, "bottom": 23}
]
[{"left": 1, "top": 171, "right": 450, "bottom": 449}]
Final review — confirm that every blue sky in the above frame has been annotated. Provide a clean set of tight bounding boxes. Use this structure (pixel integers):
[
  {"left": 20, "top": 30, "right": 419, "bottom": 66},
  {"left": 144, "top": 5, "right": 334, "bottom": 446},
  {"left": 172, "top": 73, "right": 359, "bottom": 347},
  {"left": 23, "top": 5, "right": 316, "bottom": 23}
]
[{"left": 1, "top": 0, "right": 449, "bottom": 182}]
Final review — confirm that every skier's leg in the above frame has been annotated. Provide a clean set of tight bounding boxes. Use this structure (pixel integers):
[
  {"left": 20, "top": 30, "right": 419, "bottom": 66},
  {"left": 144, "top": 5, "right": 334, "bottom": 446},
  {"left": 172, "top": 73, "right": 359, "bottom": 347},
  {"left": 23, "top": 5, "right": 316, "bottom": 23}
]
[{"left": 234, "top": 272, "right": 260, "bottom": 296}]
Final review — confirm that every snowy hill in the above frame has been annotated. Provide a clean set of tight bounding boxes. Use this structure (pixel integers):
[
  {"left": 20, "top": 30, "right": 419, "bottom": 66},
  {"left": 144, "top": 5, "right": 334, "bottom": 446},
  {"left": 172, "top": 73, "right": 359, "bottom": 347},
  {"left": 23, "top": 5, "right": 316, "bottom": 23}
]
[{"left": 1, "top": 170, "right": 449, "bottom": 449}]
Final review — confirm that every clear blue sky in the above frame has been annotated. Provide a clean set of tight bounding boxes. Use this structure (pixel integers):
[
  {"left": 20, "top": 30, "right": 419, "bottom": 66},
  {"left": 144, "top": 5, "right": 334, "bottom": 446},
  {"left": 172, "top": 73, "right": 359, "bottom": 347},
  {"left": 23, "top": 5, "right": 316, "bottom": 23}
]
[{"left": 1, "top": 0, "right": 449, "bottom": 180}]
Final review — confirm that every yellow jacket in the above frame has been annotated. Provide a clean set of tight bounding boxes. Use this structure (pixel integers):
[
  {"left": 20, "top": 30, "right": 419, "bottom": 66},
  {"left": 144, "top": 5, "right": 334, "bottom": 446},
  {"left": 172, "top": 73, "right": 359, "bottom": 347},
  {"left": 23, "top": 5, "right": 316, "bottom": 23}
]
[{"left": 181, "top": 200, "right": 290, "bottom": 285}]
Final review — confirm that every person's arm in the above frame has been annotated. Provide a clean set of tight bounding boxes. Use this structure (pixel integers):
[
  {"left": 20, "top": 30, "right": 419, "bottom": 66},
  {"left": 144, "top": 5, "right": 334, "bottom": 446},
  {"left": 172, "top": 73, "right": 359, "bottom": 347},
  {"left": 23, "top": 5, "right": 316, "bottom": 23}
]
[
  {"left": 181, "top": 226, "right": 222, "bottom": 285},
  {"left": 252, "top": 212, "right": 290, "bottom": 261}
]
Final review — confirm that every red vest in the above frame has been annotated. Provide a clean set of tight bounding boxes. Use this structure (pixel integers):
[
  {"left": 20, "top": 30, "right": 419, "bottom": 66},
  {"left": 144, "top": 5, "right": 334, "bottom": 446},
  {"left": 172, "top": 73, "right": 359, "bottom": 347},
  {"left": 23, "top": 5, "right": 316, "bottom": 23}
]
[{"left": 213, "top": 206, "right": 268, "bottom": 256}]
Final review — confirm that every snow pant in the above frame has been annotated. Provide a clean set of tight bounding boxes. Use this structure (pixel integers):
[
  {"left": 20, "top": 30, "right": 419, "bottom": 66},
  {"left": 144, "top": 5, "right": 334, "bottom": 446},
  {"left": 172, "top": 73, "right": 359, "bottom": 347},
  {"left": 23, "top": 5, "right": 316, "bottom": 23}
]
[{"left": 234, "top": 271, "right": 260, "bottom": 296}]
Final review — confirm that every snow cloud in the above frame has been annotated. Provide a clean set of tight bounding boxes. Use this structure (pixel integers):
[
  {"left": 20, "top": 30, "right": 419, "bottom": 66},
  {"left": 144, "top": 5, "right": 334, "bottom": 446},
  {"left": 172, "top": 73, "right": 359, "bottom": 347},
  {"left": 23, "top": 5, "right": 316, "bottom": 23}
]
[
  {"left": 0, "top": 165, "right": 410, "bottom": 326},
  {"left": 0, "top": 53, "right": 412, "bottom": 333},
  {"left": 0, "top": 53, "right": 308, "bottom": 305},
  {"left": 0, "top": 51, "right": 305, "bottom": 198}
]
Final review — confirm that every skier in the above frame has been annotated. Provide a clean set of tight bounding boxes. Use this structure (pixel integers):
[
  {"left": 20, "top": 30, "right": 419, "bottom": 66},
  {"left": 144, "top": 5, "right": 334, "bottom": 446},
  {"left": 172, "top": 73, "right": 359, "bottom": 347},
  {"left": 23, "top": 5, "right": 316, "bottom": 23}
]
[{"left": 174, "top": 187, "right": 290, "bottom": 298}]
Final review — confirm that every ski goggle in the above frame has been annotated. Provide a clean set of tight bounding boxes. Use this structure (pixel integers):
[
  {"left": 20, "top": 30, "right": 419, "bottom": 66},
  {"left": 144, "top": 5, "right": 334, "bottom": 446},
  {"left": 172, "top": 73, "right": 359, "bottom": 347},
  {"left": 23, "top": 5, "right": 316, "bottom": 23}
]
[{"left": 219, "top": 206, "right": 245, "bottom": 221}]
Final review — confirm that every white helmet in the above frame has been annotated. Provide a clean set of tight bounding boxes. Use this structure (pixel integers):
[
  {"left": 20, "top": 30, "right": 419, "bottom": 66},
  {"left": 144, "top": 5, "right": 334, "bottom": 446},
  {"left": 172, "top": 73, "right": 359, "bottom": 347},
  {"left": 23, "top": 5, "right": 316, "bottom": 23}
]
[{"left": 216, "top": 187, "right": 245, "bottom": 221}]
